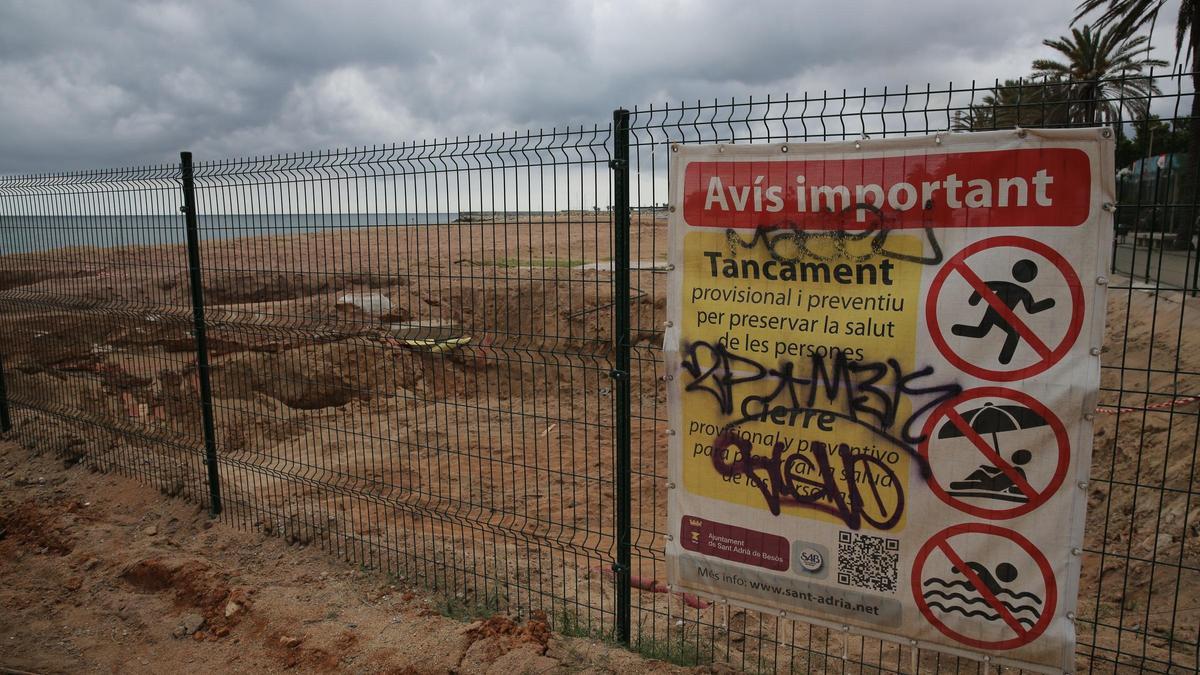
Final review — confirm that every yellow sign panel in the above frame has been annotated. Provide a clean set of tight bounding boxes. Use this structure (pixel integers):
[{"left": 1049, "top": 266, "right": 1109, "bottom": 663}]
[{"left": 678, "top": 229, "right": 921, "bottom": 530}]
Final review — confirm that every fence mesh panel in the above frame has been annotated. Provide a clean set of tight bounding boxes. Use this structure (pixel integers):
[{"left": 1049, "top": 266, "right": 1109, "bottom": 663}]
[
  {"left": 624, "top": 73, "right": 1199, "bottom": 673},
  {"left": 0, "top": 165, "right": 213, "bottom": 503},
  {"left": 1, "top": 73, "right": 1197, "bottom": 673}
]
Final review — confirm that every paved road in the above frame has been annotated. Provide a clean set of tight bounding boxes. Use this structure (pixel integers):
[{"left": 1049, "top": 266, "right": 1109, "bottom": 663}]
[{"left": 1111, "top": 243, "right": 1199, "bottom": 291}]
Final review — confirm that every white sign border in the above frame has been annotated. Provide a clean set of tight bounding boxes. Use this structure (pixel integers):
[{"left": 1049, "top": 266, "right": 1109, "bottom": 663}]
[{"left": 662, "top": 127, "right": 1115, "bottom": 675}]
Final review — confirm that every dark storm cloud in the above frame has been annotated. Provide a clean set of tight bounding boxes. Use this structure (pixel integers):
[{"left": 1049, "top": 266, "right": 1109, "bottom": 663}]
[{"left": 0, "top": 0, "right": 1169, "bottom": 172}]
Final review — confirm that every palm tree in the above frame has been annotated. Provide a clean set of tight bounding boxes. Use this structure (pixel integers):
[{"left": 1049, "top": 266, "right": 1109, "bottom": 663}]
[
  {"left": 954, "top": 78, "right": 1075, "bottom": 131},
  {"left": 1032, "top": 24, "right": 1166, "bottom": 125},
  {"left": 1073, "top": 1, "right": 1192, "bottom": 63},
  {"left": 1075, "top": 0, "right": 1198, "bottom": 248}
]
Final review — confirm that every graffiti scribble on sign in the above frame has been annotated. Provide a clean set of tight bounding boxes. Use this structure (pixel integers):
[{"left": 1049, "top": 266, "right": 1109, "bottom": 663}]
[
  {"left": 712, "top": 432, "right": 903, "bottom": 529},
  {"left": 680, "top": 341, "right": 961, "bottom": 527},
  {"left": 680, "top": 340, "right": 961, "bottom": 450},
  {"left": 725, "top": 203, "right": 945, "bottom": 266}
]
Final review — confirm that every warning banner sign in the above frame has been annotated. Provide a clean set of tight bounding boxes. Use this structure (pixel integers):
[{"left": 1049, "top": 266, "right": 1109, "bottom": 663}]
[{"left": 664, "top": 129, "right": 1112, "bottom": 674}]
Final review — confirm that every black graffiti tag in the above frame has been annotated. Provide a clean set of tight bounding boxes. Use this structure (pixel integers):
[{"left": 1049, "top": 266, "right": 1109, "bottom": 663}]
[
  {"left": 680, "top": 341, "right": 962, "bottom": 528},
  {"left": 725, "top": 202, "right": 945, "bottom": 266},
  {"left": 680, "top": 340, "right": 960, "bottom": 456},
  {"left": 711, "top": 431, "right": 904, "bottom": 529}
]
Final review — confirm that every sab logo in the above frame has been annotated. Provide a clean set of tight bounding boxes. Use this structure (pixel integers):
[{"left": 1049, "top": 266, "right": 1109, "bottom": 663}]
[{"left": 799, "top": 547, "right": 824, "bottom": 572}]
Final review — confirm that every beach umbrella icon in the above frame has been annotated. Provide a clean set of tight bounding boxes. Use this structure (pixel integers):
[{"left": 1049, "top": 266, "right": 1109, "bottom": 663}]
[{"left": 937, "top": 401, "right": 1049, "bottom": 449}]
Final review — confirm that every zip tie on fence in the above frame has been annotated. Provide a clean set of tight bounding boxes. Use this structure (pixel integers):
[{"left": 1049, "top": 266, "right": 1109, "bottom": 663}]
[
  {"left": 589, "top": 566, "right": 711, "bottom": 609},
  {"left": 1095, "top": 395, "right": 1200, "bottom": 415}
]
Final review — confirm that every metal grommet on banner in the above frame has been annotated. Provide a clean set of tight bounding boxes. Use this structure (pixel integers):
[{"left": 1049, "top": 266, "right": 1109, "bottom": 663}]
[
  {"left": 1101, "top": 128, "right": 1113, "bottom": 139},
  {"left": 935, "top": 133, "right": 943, "bottom": 145},
  {"left": 668, "top": 204, "right": 676, "bottom": 212},
  {"left": 1090, "top": 347, "right": 1102, "bottom": 356},
  {"left": 671, "top": 144, "right": 679, "bottom": 153},
  {"left": 781, "top": 145, "right": 789, "bottom": 153},
  {"left": 664, "top": 320, "right": 674, "bottom": 328},
  {"left": 1102, "top": 202, "right": 1116, "bottom": 212},
  {"left": 666, "top": 429, "right": 676, "bottom": 436},
  {"left": 1097, "top": 276, "right": 1109, "bottom": 285},
  {"left": 1067, "top": 611, "right": 1077, "bottom": 620},
  {"left": 1078, "top": 481, "right": 1088, "bottom": 489},
  {"left": 666, "top": 534, "right": 674, "bottom": 542},
  {"left": 718, "top": 145, "right": 725, "bottom": 153},
  {"left": 667, "top": 482, "right": 676, "bottom": 489},
  {"left": 1017, "top": 128, "right": 1028, "bottom": 138},
  {"left": 854, "top": 140, "right": 861, "bottom": 150},
  {"left": 666, "top": 264, "right": 676, "bottom": 271},
  {"left": 1072, "top": 547, "right": 1082, "bottom": 556}
]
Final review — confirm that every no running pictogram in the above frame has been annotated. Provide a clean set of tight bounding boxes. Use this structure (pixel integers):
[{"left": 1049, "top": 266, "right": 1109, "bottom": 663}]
[{"left": 926, "top": 236, "right": 1084, "bottom": 382}]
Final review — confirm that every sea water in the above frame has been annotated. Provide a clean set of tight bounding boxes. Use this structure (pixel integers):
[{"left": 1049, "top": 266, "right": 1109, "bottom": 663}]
[{"left": 0, "top": 213, "right": 460, "bottom": 255}]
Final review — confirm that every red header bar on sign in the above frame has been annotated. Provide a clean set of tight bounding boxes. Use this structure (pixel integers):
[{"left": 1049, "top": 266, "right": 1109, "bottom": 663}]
[{"left": 682, "top": 148, "right": 1091, "bottom": 229}]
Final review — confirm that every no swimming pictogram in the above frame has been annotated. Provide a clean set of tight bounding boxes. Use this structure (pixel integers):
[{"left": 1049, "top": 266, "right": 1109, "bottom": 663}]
[
  {"left": 919, "top": 387, "right": 1070, "bottom": 520},
  {"left": 926, "top": 236, "right": 1084, "bottom": 382},
  {"left": 912, "top": 523, "right": 1057, "bottom": 651}
]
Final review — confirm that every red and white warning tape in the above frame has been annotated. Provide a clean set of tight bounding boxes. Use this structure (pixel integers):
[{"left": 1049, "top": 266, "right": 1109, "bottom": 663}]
[
  {"left": 590, "top": 566, "right": 711, "bottom": 609},
  {"left": 1095, "top": 395, "right": 1200, "bottom": 415}
]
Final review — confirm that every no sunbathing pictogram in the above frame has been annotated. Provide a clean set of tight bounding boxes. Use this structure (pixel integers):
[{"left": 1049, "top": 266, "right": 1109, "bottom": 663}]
[
  {"left": 919, "top": 387, "right": 1071, "bottom": 520},
  {"left": 926, "top": 236, "right": 1084, "bottom": 382},
  {"left": 912, "top": 523, "right": 1057, "bottom": 651}
]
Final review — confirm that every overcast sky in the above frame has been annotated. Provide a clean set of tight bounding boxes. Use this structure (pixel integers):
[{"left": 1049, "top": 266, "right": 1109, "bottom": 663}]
[{"left": 0, "top": 0, "right": 1186, "bottom": 173}]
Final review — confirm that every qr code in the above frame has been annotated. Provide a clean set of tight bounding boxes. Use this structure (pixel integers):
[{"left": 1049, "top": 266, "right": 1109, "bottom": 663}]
[{"left": 837, "top": 531, "right": 899, "bottom": 593}]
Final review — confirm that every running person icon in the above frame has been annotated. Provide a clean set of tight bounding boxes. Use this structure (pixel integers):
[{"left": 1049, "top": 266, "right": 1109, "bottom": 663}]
[{"left": 951, "top": 260, "right": 1056, "bottom": 365}]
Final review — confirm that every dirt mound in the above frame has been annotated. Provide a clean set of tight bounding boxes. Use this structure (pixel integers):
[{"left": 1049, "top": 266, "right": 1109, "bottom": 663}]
[
  {"left": 0, "top": 438, "right": 688, "bottom": 674},
  {"left": 0, "top": 268, "right": 95, "bottom": 292},
  {"left": 457, "top": 612, "right": 554, "bottom": 672},
  {"left": 0, "top": 499, "right": 75, "bottom": 555},
  {"left": 121, "top": 557, "right": 223, "bottom": 603},
  {"left": 120, "top": 556, "right": 258, "bottom": 637},
  {"left": 198, "top": 270, "right": 410, "bottom": 307},
  {"left": 463, "top": 612, "right": 552, "bottom": 649},
  {"left": 200, "top": 271, "right": 333, "bottom": 304},
  {"left": 210, "top": 341, "right": 426, "bottom": 409}
]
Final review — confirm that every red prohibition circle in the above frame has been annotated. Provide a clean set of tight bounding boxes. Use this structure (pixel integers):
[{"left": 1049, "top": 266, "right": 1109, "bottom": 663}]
[
  {"left": 919, "top": 386, "right": 1071, "bottom": 520},
  {"left": 926, "top": 236, "right": 1085, "bottom": 382},
  {"left": 911, "top": 523, "right": 1058, "bottom": 651}
]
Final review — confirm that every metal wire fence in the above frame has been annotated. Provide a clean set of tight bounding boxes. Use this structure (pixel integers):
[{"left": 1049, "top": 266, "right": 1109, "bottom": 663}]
[{"left": 0, "top": 73, "right": 1197, "bottom": 673}]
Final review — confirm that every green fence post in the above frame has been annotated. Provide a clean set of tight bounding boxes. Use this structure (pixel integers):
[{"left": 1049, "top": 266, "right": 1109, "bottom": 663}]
[
  {"left": 611, "top": 108, "right": 632, "bottom": 646},
  {"left": 0, "top": 354, "right": 11, "bottom": 433},
  {"left": 180, "top": 151, "right": 223, "bottom": 516}
]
